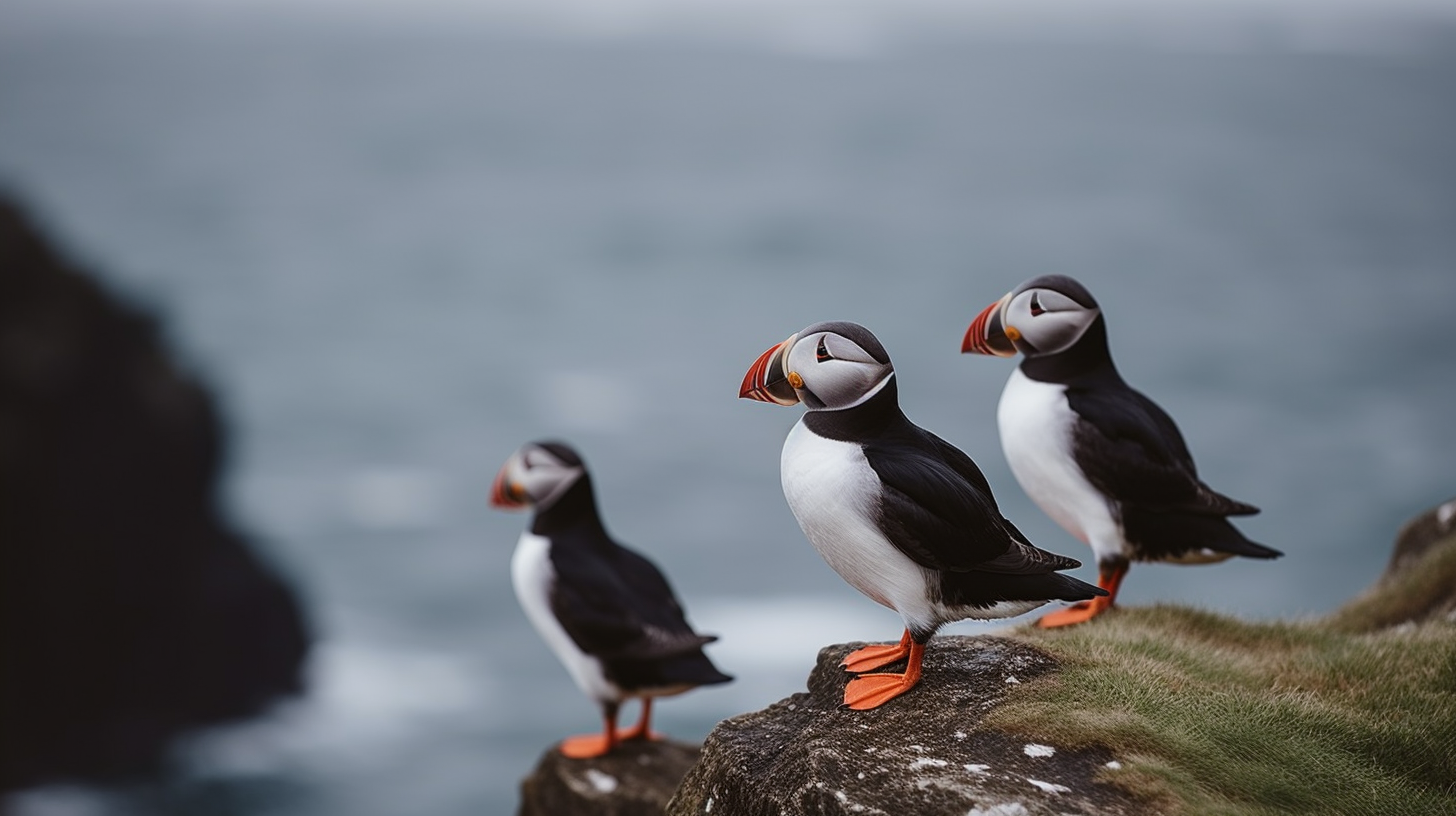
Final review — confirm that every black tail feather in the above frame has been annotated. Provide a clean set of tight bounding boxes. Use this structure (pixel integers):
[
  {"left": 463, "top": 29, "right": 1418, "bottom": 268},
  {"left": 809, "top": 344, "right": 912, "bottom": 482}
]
[
  {"left": 1124, "top": 509, "right": 1282, "bottom": 561},
  {"left": 943, "top": 570, "right": 1107, "bottom": 608},
  {"left": 607, "top": 650, "right": 733, "bottom": 692}
]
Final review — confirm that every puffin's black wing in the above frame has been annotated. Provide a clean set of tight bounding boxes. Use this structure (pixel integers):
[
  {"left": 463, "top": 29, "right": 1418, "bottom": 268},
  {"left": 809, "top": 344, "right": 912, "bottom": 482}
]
[
  {"left": 548, "top": 540, "right": 716, "bottom": 662},
  {"left": 1066, "top": 386, "right": 1259, "bottom": 517},
  {"left": 863, "top": 428, "right": 1080, "bottom": 575},
  {"left": 921, "top": 431, "right": 1083, "bottom": 574}
]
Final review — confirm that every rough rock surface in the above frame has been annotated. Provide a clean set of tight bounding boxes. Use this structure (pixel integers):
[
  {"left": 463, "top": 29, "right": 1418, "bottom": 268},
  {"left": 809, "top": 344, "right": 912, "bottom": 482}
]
[
  {"left": 519, "top": 740, "right": 701, "bottom": 816},
  {"left": 1387, "top": 496, "right": 1456, "bottom": 579},
  {"left": 1335, "top": 495, "right": 1456, "bottom": 629},
  {"left": 0, "top": 195, "right": 310, "bottom": 789},
  {"left": 668, "top": 636, "right": 1141, "bottom": 816}
]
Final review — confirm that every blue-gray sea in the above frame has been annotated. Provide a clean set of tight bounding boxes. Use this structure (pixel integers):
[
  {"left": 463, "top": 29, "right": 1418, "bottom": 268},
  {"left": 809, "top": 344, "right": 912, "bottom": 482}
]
[{"left": 3, "top": 4, "right": 1455, "bottom": 814}]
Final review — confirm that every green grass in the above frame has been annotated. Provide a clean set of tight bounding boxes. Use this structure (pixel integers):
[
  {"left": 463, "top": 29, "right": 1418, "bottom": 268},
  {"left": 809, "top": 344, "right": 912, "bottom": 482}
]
[{"left": 988, "top": 535, "right": 1456, "bottom": 815}]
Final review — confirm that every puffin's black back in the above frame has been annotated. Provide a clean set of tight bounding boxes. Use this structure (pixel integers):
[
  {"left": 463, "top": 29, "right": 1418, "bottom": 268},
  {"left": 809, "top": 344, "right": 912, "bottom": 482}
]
[
  {"left": 533, "top": 477, "right": 732, "bottom": 692},
  {"left": 807, "top": 375, "right": 1106, "bottom": 609}
]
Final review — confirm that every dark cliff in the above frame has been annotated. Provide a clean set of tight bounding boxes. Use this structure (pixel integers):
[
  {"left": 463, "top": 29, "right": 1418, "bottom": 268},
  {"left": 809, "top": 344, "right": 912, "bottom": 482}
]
[{"left": 0, "top": 195, "right": 310, "bottom": 790}]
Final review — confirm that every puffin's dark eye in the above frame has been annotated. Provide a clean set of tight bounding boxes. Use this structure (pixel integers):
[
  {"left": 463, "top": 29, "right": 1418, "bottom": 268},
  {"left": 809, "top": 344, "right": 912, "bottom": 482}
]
[
  {"left": 816, "top": 338, "right": 833, "bottom": 363},
  {"left": 1029, "top": 292, "right": 1046, "bottom": 317}
]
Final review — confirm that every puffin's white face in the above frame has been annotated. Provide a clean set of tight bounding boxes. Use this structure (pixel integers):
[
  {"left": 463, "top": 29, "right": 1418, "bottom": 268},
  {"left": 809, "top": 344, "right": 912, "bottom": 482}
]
[
  {"left": 740, "top": 321, "right": 894, "bottom": 411},
  {"left": 963, "top": 276, "right": 1101, "bottom": 359},
  {"left": 489, "top": 442, "right": 585, "bottom": 512}
]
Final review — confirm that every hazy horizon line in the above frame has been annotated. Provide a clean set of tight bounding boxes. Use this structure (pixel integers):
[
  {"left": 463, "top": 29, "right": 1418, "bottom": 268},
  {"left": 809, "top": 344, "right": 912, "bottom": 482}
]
[{"left": 6, "top": 0, "right": 1456, "bottom": 58}]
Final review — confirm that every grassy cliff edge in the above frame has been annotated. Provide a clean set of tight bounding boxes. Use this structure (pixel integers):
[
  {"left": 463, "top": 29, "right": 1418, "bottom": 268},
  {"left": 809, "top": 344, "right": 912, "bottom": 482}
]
[{"left": 987, "top": 528, "right": 1456, "bottom": 815}]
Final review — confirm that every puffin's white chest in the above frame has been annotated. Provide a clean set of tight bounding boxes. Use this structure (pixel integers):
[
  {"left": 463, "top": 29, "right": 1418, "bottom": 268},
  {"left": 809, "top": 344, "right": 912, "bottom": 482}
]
[
  {"left": 997, "top": 368, "right": 1125, "bottom": 561},
  {"left": 510, "top": 532, "right": 619, "bottom": 702},
  {"left": 780, "top": 420, "right": 935, "bottom": 628}
]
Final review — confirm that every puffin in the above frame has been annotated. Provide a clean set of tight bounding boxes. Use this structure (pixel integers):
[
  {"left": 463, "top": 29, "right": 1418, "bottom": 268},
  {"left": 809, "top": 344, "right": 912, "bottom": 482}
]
[
  {"left": 739, "top": 321, "right": 1106, "bottom": 709},
  {"left": 490, "top": 440, "right": 732, "bottom": 757},
  {"left": 961, "top": 275, "right": 1282, "bottom": 627}
]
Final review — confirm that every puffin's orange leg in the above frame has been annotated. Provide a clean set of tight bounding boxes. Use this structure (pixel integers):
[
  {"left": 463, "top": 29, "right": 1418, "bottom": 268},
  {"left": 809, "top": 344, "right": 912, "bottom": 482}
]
[
  {"left": 843, "top": 640, "right": 924, "bottom": 710},
  {"left": 1104, "top": 563, "right": 1126, "bottom": 602},
  {"left": 620, "top": 698, "right": 665, "bottom": 743},
  {"left": 559, "top": 703, "right": 620, "bottom": 758},
  {"left": 1037, "top": 562, "right": 1128, "bottom": 628},
  {"left": 842, "top": 629, "right": 913, "bottom": 673},
  {"left": 1035, "top": 597, "right": 1107, "bottom": 628}
]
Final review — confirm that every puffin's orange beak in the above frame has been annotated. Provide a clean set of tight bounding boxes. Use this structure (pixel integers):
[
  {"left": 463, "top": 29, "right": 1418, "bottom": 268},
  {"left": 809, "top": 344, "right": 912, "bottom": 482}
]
[
  {"left": 962, "top": 294, "right": 1017, "bottom": 357},
  {"left": 489, "top": 463, "right": 527, "bottom": 509},
  {"left": 739, "top": 334, "right": 800, "bottom": 406}
]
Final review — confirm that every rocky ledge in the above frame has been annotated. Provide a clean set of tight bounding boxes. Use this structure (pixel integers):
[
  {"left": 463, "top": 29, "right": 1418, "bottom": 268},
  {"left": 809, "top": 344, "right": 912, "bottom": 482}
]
[
  {"left": 665, "top": 637, "right": 1139, "bottom": 816},
  {"left": 519, "top": 740, "right": 701, "bottom": 816}
]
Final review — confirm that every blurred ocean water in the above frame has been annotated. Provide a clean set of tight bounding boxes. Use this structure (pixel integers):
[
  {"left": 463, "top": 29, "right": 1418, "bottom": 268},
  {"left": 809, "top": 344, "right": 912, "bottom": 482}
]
[{"left": 2, "top": 4, "right": 1454, "bottom": 814}]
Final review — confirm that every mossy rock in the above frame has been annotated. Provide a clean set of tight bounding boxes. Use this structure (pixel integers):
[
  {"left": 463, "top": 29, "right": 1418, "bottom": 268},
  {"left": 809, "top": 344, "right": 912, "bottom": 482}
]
[
  {"left": 666, "top": 499, "right": 1456, "bottom": 816},
  {"left": 990, "top": 502, "right": 1456, "bottom": 815}
]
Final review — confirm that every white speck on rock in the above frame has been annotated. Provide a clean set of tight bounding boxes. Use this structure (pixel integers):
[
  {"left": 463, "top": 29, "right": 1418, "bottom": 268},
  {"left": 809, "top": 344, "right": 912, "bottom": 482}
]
[
  {"left": 857, "top": 772, "right": 866, "bottom": 780},
  {"left": 1023, "top": 743, "right": 1055, "bottom": 758},
  {"left": 1105, "top": 761, "right": 1123, "bottom": 770},
  {"left": 584, "top": 769, "right": 618, "bottom": 794},
  {"left": 910, "top": 758, "right": 949, "bottom": 770},
  {"left": 965, "top": 763, "right": 990, "bottom": 774},
  {"left": 705, "top": 795, "right": 713, "bottom": 813},
  {"left": 787, "top": 704, "right": 797, "bottom": 711},
  {"left": 954, "top": 731, "right": 967, "bottom": 740},
  {"left": 864, "top": 746, "right": 878, "bottom": 753},
  {"left": 1005, "top": 675, "right": 1020, "bottom": 684},
  {"left": 1438, "top": 500, "right": 1456, "bottom": 529},
  {"left": 967, "top": 803, "right": 1029, "bottom": 816},
  {"left": 1027, "top": 779, "right": 1071, "bottom": 795},
  {"left": 909, "top": 744, "right": 926, "bottom": 752}
]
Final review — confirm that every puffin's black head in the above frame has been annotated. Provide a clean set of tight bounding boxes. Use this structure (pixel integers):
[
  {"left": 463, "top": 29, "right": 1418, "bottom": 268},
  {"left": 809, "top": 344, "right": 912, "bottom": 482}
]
[
  {"left": 962, "top": 274, "right": 1103, "bottom": 359},
  {"left": 739, "top": 320, "right": 895, "bottom": 411},
  {"left": 490, "top": 440, "right": 588, "bottom": 513}
]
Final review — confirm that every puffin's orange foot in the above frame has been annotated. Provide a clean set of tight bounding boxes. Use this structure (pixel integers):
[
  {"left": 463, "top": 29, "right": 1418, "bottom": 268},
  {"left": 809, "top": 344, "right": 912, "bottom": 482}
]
[
  {"left": 1037, "top": 597, "right": 1112, "bottom": 628},
  {"left": 619, "top": 723, "right": 665, "bottom": 743},
  {"left": 842, "top": 642, "right": 912, "bottom": 674},
  {"left": 843, "top": 671, "right": 920, "bottom": 710},
  {"left": 558, "top": 733, "right": 616, "bottom": 758}
]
